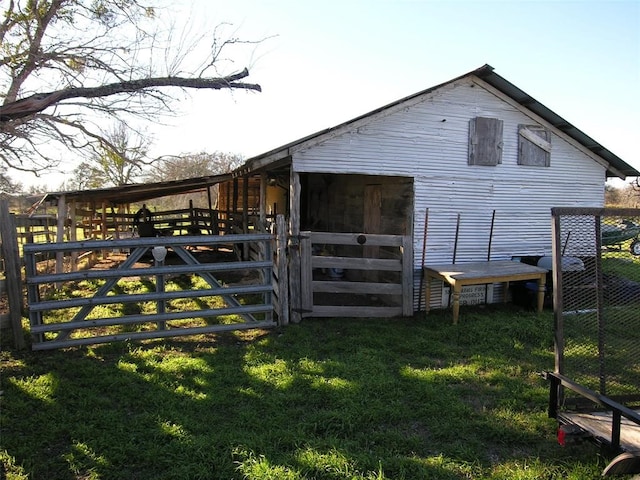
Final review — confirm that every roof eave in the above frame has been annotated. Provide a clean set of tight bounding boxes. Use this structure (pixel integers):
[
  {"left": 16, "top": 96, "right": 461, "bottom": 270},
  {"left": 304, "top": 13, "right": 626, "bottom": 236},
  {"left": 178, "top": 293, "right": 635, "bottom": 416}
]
[
  {"left": 473, "top": 66, "right": 638, "bottom": 179},
  {"left": 235, "top": 64, "right": 639, "bottom": 180}
]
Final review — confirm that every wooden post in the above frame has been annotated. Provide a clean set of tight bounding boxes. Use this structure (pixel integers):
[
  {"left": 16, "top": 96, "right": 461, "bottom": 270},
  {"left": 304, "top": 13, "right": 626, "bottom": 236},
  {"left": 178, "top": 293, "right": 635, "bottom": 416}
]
[
  {"left": 89, "top": 201, "right": 97, "bottom": 266},
  {"left": 242, "top": 176, "right": 249, "bottom": 260},
  {"left": 55, "top": 194, "right": 66, "bottom": 275},
  {"left": 189, "top": 199, "right": 195, "bottom": 233},
  {"left": 70, "top": 200, "right": 78, "bottom": 272},
  {"left": 25, "top": 222, "right": 33, "bottom": 243},
  {"left": 0, "top": 199, "right": 26, "bottom": 349},
  {"left": 289, "top": 169, "right": 302, "bottom": 323},
  {"left": 212, "top": 210, "right": 219, "bottom": 238},
  {"left": 275, "top": 214, "right": 289, "bottom": 326},
  {"left": 260, "top": 173, "right": 267, "bottom": 231},
  {"left": 401, "top": 234, "right": 414, "bottom": 316},
  {"left": 242, "top": 176, "right": 249, "bottom": 230},
  {"left": 225, "top": 181, "right": 232, "bottom": 234},
  {"left": 112, "top": 205, "right": 121, "bottom": 240},
  {"left": 300, "top": 232, "right": 313, "bottom": 315},
  {"left": 232, "top": 178, "right": 239, "bottom": 234},
  {"left": 101, "top": 201, "right": 108, "bottom": 259},
  {"left": 206, "top": 186, "right": 216, "bottom": 235}
]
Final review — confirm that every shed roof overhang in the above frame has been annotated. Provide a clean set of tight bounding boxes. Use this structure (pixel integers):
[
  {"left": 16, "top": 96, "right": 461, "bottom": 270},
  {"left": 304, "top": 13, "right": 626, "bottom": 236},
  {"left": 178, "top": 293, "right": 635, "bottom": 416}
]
[
  {"left": 234, "top": 65, "right": 639, "bottom": 180},
  {"left": 39, "top": 173, "right": 232, "bottom": 207}
]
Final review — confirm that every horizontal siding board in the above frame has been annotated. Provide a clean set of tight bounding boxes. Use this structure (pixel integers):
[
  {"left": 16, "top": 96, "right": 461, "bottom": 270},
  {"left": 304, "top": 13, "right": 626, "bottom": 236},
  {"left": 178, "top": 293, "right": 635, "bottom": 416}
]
[{"left": 290, "top": 77, "right": 606, "bottom": 312}]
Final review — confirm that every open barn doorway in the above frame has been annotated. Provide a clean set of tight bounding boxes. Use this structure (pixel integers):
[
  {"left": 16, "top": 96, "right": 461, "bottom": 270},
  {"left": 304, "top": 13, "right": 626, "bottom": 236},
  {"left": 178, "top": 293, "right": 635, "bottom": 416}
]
[
  {"left": 300, "top": 173, "right": 413, "bottom": 235},
  {"left": 297, "top": 173, "right": 415, "bottom": 317}
]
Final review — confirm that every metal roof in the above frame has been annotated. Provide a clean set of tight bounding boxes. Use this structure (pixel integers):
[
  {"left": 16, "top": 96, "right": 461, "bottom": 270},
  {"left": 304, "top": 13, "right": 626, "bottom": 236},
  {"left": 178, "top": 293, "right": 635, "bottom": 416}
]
[
  {"left": 40, "top": 173, "right": 232, "bottom": 206},
  {"left": 473, "top": 65, "right": 637, "bottom": 178},
  {"left": 237, "top": 64, "right": 638, "bottom": 179}
]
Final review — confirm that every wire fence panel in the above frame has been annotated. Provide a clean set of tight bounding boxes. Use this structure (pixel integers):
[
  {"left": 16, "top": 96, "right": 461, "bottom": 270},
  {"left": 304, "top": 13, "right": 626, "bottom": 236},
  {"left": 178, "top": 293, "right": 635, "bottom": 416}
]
[{"left": 553, "top": 208, "right": 640, "bottom": 401}]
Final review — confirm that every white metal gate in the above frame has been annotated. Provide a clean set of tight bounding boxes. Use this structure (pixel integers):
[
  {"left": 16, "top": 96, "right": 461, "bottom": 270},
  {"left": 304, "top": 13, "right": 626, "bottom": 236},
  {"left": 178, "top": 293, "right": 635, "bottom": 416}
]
[{"left": 24, "top": 233, "right": 284, "bottom": 350}]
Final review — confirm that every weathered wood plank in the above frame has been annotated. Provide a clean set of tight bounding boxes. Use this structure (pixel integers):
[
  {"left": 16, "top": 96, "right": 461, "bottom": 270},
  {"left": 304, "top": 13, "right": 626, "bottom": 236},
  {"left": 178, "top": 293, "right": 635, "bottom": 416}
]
[
  {"left": 289, "top": 170, "right": 302, "bottom": 323},
  {"left": 469, "top": 116, "right": 503, "bottom": 166},
  {"left": 300, "top": 235, "right": 313, "bottom": 312},
  {"left": 519, "top": 124, "right": 551, "bottom": 152},
  {"left": 401, "top": 235, "right": 414, "bottom": 316},
  {"left": 313, "top": 255, "right": 402, "bottom": 272},
  {"left": 310, "top": 231, "right": 405, "bottom": 247},
  {"left": 0, "top": 199, "right": 25, "bottom": 348},
  {"left": 311, "top": 305, "right": 403, "bottom": 318},
  {"left": 275, "top": 214, "right": 289, "bottom": 326},
  {"left": 561, "top": 410, "right": 640, "bottom": 452},
  {"left": 312, "top": 280, "right": 402, "bottom": 295}
]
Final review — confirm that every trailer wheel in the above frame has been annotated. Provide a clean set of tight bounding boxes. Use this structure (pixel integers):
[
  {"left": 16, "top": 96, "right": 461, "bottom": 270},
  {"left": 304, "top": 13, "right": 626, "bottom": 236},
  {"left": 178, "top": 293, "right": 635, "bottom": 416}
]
[
  {"left": 602, "top": 451, "right": 640, "bottom": 476},
  {"left": 630, "top": 239, "right": 640, "bottom": 256}
]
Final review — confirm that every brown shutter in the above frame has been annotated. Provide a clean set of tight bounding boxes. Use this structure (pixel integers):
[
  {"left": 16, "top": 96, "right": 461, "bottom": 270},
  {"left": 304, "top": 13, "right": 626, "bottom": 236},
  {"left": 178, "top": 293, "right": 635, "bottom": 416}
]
[
  {"left": 518, "top": 124, "right": 551, "bottom": 167},
  {"left": 469, "top": 117, "right": 503, "bottom": 166}
]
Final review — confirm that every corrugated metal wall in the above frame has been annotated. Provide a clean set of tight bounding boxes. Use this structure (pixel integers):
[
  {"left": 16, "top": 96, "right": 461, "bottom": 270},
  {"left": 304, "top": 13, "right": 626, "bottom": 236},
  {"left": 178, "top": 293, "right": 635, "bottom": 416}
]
[{"left": 292, "top": 77, "right": 606, "bottom": 311}]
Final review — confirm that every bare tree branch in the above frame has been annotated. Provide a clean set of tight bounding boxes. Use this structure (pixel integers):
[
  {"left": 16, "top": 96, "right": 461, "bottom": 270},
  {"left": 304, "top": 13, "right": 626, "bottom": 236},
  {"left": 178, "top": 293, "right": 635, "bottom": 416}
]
[
  {"left": 0, "top": 68, "right": 260, "bottom": 122},
  {"left": 0, "top": 0, "right": 266, "bottom": 183}
]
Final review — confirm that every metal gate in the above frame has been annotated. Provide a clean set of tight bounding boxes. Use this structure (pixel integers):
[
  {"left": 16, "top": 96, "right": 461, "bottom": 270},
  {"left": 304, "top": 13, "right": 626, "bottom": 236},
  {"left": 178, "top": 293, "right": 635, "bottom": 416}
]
[
  {"left": 24, "top": 233, "right": 283, "bottom": 350},
  {"left": 296, "top": 231, "right": 413, "bottom": 318}
]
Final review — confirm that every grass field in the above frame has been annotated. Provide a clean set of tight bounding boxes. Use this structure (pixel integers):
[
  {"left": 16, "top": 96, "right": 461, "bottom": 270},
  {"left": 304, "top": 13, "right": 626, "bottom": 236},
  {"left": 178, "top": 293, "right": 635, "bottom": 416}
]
[{"left": 1, "top": 304, "right": 626, "bottom": 480}]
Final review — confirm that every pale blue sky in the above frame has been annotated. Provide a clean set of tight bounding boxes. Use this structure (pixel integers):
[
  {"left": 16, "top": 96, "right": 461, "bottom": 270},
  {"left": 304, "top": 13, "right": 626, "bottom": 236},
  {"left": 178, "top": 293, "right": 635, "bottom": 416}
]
[
  {"left": 23, "top": 0, "right": 640, "bottom": 187},
  {"left": 151, "top": 0, "right": 640, "bottom": 176}
]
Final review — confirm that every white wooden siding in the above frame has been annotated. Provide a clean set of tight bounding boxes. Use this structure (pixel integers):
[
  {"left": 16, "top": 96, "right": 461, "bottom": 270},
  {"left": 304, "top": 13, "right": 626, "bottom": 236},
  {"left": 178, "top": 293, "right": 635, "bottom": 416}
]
[{"left": 292, "top": 77, "right": 606, "bottom": 311}]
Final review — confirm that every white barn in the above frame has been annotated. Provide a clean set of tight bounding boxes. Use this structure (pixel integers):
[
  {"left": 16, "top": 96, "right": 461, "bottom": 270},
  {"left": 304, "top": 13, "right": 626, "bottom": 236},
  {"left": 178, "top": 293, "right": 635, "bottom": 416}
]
[{"left": 230, "top": 64, "right": 639, "bottom": 320}]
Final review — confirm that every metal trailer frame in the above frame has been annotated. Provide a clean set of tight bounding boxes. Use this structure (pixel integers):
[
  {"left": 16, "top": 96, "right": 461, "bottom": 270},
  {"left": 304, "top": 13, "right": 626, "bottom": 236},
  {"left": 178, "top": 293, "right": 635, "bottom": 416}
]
[
  {"left": 545, "top": 207, "right": 640, "bottom": 476},
  {"left": 544, "top": 371, "right": 640, "bottom": 476}
]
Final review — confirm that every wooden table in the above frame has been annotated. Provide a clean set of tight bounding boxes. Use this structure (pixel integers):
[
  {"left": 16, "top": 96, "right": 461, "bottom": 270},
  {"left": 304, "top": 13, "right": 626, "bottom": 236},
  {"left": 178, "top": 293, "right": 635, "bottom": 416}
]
[{"left": 424, "top": 260, "right": 548, "bottom": 324}]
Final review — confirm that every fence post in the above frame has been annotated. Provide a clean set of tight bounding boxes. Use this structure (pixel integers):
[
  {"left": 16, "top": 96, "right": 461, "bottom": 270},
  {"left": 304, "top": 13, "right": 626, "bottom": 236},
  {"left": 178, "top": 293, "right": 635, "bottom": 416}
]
[
  {"left": 401, "top": 234, "right": 414, "bottom": 316},
  {"left": 289, "top": 171, "right": 302, "bottom": 323},
  {"left": 275, "top": 214, "right": 289, "bottom": 326},
  {"left": 0, "top": 198, "right": 26, "bottom": 349},
  {"left": 299, "top": 232, "right": 312, "bottom": 314},
  {"left": 55, "top": 194, "right": 66, "bottom": 276}
]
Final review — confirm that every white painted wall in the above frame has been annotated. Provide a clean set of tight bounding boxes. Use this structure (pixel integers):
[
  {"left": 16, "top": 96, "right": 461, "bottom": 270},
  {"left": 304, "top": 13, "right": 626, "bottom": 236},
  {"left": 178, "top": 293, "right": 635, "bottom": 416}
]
[{"left": 291, "top": 77, "right": 606, "bottom": 310}]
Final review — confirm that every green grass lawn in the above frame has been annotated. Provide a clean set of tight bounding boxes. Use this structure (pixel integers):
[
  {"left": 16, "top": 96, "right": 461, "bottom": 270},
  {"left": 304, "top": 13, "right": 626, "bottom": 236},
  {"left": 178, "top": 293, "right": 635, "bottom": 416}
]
[{"left": 0, "top": 306, "right": 624, "bottom": 479}]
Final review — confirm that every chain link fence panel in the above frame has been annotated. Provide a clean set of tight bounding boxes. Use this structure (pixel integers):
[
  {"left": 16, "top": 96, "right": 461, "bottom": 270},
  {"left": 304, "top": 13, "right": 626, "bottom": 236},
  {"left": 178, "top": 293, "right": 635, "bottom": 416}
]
[{"left": 553, "top": 208, "right": 640, "bottom": 401}]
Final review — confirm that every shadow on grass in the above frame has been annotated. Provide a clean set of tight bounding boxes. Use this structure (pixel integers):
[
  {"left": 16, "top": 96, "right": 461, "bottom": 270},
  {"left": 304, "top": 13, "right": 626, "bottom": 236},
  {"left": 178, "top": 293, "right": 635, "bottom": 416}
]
[{"left": 1, "top": 306, "right": 609, "bottom": 479}]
